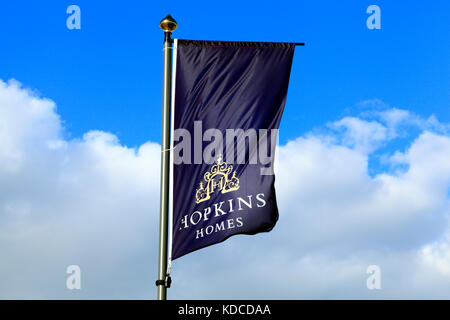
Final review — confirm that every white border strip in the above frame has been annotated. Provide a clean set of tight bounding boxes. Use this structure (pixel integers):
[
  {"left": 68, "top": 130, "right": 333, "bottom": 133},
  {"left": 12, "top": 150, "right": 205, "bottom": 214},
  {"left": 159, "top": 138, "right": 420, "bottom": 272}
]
[{"left": 167, "top": 39, "right": 177, "bottom": 269}]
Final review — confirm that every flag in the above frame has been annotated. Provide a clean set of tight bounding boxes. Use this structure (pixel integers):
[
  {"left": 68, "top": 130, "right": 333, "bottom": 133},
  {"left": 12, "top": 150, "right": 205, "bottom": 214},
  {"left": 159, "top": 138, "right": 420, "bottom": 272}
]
[{"left": 170, "top": 40, "right": 295, "bottom": 260}]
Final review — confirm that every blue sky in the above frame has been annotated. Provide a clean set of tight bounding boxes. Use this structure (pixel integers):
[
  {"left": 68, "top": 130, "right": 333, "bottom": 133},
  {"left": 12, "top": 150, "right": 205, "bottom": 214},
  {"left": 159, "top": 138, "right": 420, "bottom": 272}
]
[
  {"left": 1, "top": 0, "right": 448, "bottom": 146},
  {"left": 1, "top": 1, "right": 450, "bottom": 299}
]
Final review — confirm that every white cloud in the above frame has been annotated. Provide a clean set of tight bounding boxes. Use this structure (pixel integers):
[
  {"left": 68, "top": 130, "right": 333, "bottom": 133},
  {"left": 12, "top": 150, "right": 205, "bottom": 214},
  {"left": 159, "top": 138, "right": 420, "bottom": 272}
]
[
  {"left": 329, "top": 117, "right": 387, "bottom": 153},
  {"left": 275, "top": 131, "right": 450, "bottom": 252},
  {"left": 0, "top": 79, "right": 449, "bottom": 299},
  {"left": 0, "top": 80, "right": 161, "bottom": 298},
  {"left": 421, "top": 233, "right": 450, "bottom": 277}
]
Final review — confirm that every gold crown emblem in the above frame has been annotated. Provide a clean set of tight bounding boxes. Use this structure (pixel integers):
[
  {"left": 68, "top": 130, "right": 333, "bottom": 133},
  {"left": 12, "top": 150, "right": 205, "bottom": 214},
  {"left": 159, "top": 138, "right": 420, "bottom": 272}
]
[{"left": 195, "top": 154, "right": 240, "bottom": 204}]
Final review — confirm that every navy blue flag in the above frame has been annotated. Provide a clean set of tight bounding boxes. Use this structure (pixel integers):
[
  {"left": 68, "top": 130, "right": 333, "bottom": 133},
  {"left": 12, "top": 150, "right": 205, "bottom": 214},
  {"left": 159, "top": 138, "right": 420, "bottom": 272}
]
[{"left": 170, "top": 40, "right": 295, "bottom": 260}]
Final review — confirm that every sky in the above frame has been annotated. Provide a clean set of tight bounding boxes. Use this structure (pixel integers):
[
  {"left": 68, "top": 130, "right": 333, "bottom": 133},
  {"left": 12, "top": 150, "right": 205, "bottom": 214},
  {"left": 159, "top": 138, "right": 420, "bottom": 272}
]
[{"left": 0, "top": 0, "right": 449, "bottom": 299}]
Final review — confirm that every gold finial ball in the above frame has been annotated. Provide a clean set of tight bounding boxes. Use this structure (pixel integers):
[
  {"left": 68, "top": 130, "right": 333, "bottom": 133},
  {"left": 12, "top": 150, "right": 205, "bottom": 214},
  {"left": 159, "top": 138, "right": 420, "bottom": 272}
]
[{"left": 160, "top": 14, "right": 177, "bottom": 32}]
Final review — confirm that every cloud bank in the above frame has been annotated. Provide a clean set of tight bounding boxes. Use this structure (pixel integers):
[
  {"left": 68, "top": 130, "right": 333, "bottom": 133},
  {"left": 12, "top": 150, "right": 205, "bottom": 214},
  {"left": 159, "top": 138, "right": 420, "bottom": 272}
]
[{"left": 0, "top": 79, "right": 449, "bottom": 299}]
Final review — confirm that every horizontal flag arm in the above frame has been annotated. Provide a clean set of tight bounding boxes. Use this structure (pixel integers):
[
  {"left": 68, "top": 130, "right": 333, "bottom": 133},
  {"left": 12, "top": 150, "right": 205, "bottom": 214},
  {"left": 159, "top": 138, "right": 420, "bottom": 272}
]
[{"left": 176, "top": 39, "right": 305, "bottom": 47}]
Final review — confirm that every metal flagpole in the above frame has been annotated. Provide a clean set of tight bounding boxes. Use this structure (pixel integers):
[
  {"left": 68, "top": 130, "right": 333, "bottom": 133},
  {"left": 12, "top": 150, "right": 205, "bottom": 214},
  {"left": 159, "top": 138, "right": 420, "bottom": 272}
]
[{"left": 156, "top": 14, "right": 177, "bottom": 300}]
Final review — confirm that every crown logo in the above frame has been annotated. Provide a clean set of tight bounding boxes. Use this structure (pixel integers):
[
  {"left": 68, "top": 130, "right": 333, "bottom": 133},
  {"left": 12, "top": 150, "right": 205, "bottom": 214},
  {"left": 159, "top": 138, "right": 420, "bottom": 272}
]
[{"left": 195, "top": 154, "right": 240, "bottom": 204}]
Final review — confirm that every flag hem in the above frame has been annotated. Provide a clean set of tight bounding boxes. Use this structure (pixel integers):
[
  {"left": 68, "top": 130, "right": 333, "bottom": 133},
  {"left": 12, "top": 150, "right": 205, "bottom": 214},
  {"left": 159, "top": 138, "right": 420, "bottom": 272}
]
[
  {"left": 177, "top": 39, "right": 297, "bottom": 48},
  {"left": 167, "top": 39, "right": 178, "bottom": 265}
]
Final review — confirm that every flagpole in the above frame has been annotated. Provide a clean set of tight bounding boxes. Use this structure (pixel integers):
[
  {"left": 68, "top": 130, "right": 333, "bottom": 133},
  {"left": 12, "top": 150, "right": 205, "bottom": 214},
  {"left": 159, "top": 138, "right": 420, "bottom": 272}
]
[{"left": 156, "top": 14, "right": 177, "bottom": 301}]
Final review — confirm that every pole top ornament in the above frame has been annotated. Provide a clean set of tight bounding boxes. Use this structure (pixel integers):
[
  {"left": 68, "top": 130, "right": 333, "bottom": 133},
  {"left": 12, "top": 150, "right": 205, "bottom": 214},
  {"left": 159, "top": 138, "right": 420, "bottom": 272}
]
[{"left": 160, "top": 14, "right": 177, "bottom": 32}]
